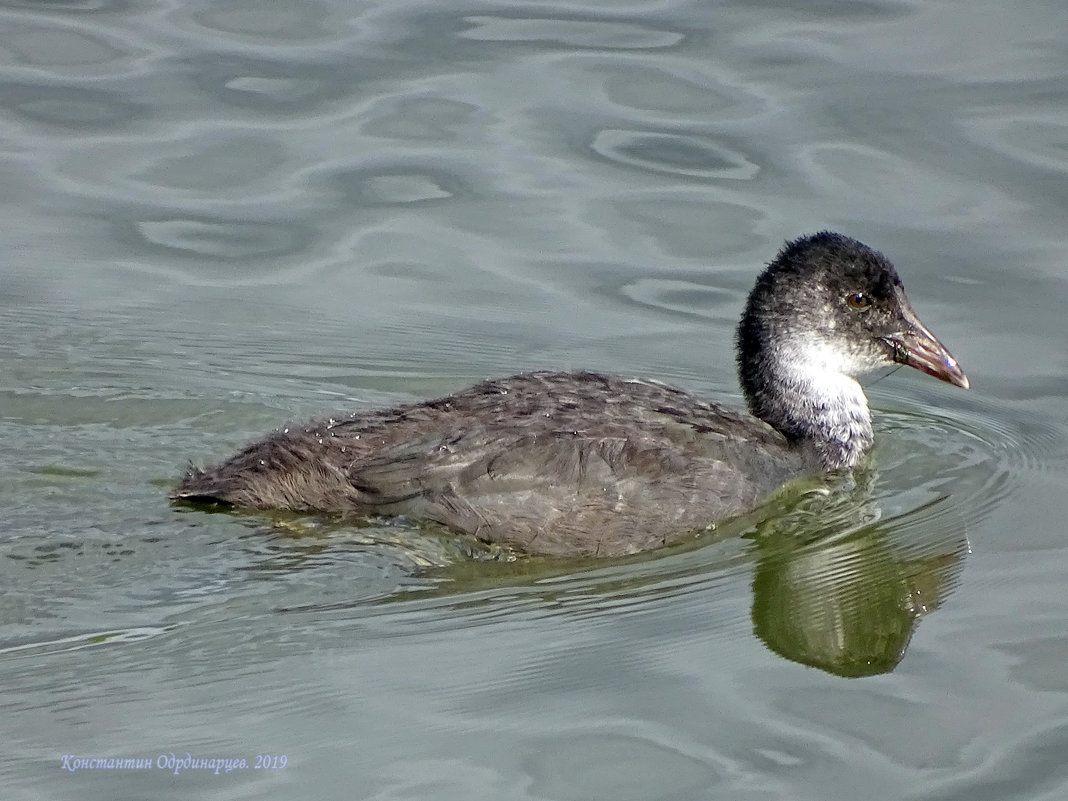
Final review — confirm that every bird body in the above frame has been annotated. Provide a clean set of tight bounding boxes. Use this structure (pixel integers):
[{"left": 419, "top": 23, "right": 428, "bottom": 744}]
[{"left": 175, "top": 233, "right": 968, "bottom": 556}]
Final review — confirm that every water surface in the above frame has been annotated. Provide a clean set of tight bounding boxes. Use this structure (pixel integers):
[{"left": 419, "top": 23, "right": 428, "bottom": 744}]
[{"left": 2, "top": 0, "right": 1068, "bottom": 799}]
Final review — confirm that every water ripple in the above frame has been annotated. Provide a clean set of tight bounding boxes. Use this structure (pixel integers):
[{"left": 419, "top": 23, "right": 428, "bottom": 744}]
[
  {"left": 321, "top": 161, "right": 474, "bottom": 206},
  {"left": 0, "top": 19, "right": 137, "bottom": 71},
  {"left": 188, "top": 0, "right": 341, "bottom": 44},
  {"left": 360, "top": 95, "right": 482, "bottom": 142},
  {"left": 459, "top": 15, "right": 685, "bottom": 50},
  {"left": 180, "top": 52, "right": 368, "bottom": 113},
  {"left": 590, "top": 128, "right": 760, "bottom": 179},
  {"left": 0, "top": 79, "right": 145, "bottom": 129},
  {"left": 134, "top": 217, "right": 313, "bottom": 260}
]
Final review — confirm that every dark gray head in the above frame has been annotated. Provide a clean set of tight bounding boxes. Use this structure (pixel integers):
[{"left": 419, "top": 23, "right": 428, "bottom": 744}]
[{"left": 736, "top": 232, "right": 968, "bottom": 470}]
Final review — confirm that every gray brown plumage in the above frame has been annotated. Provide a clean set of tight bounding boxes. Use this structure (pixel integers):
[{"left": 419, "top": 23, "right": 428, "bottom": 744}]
[{"left": 175, "top": 233, "right": 968, "bottom": 557}]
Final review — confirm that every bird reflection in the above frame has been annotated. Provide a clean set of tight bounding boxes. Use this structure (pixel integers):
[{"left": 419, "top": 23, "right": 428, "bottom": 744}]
[
  {"left": 747, "top": 469, "right": 968, "bottom": 677},
  {"left": 245, "top": 466, "right": 969, "bottom": 678}
]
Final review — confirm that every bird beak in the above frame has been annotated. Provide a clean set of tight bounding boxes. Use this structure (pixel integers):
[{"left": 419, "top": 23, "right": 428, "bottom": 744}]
[{"left": 884, "top": 312, "right": 969, "bottom": 389}]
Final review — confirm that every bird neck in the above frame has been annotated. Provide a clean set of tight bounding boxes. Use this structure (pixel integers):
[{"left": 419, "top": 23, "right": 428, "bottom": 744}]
[{"left": 740, "top": 341, "right": 874, "bottom": 471}]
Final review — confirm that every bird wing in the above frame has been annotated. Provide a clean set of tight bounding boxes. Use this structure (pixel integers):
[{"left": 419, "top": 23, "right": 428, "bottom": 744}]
[{"left": 347, "top": 421, "right": 788, "bottom": 556}]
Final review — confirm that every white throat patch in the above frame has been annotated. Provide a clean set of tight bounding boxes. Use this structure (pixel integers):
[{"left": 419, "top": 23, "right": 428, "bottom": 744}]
[{"left": 780, "top": 338, "right": 870, "bottom": 407}]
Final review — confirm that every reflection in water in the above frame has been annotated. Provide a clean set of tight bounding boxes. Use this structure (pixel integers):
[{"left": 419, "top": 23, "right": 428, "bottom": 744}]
[
  {"left": 749, "top": 472, "right": 968, "bottom": 677},
  {"left": 253, "top": 463, "right": 969, "bottom": 678}
]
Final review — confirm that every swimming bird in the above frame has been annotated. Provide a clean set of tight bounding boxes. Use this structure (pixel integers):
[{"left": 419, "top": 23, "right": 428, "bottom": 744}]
[{"left": 174, "top": 232, "right": 968, "bottom": 556}]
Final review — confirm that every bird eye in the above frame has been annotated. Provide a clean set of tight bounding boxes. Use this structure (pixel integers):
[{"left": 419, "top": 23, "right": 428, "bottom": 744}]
[{"left": 846, "top": 291, "right": 870, "bottom": 309}]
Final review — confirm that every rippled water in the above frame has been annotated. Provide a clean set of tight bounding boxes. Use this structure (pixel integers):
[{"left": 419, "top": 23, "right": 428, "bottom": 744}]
[{"left": 3, "top": 0, "right": 1068, "bottom": 799}]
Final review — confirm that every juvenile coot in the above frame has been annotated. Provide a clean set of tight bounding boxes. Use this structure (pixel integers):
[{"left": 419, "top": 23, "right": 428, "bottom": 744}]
[{"left": 175, "top": 232, "right": 968, "bottom": 556}]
